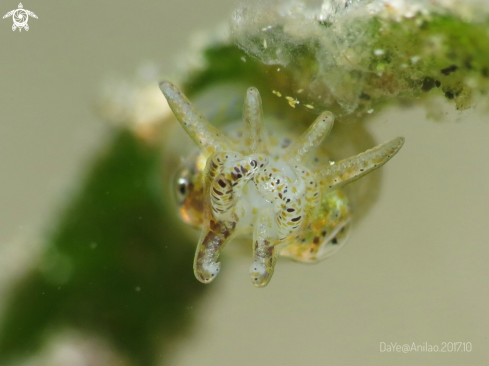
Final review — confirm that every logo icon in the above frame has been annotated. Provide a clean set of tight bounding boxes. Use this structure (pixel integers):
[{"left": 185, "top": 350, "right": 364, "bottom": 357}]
[{"left": 3, "top": 3, "right": 37, "bottom": 32}]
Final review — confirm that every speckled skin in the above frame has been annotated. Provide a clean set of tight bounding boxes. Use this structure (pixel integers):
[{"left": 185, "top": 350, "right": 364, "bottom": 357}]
[{"left": 160, "top": 81, "right": 404, "bottom": 287}]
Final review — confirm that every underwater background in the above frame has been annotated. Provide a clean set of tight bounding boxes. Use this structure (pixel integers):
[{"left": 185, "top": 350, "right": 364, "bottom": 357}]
[{"left": 1, "top": 0, "right": 489, "bottom": 365}]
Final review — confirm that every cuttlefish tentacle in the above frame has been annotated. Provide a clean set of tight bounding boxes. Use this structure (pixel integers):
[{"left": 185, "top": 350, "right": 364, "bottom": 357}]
[
  {"left": 193, "top": 152, "right": 229, "bottom": 283},
  {"left": 249, "top": 166, "right": 321, "bottom": 286},
  {"left": 194, "top": 152, "right": 268, "bottom": 283},
  {"left": 315, "top": 137, "right": 405, "bottom": 194},
  {"left": 283, "top": 111, "right": 335, "bottom": 165},
  {"left": 210, "top": 153, "right": 268, "bottom": 220},
  {"left": 242, "top": 87, "right": 269, "bottom": 154},
  {"left": 159, "top": 81, "right": 234, "bottom": 157},
  {"left": 250, "top": 209, "right": 282, "bottom": 287}
]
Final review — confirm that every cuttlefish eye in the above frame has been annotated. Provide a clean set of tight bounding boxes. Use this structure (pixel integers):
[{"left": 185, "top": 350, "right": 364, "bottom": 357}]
[
  {"left": 172, "top": 165, "right": 205, "bottom": 228},
  {"left": 175, "top": 175, "right": 189, "bottom": 203},
  {"left": 173, "top": 168, "right": 189, "bottom": 204}
]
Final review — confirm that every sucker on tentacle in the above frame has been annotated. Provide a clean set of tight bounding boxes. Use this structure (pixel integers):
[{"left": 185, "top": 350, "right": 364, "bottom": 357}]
[{"left": 160, "top": 81, "right": 404, "bottom": 287}]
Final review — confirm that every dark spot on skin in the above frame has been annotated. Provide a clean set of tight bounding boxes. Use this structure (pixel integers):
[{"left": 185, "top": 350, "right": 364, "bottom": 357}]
[
  {"left": 313, "top": 237, "right": 320, "bottom": 244},
  {"left": 213, "top": 187, "right": 223, "bottom": 196},
  {"left": 321, "top": 231, "right": 327, "bottom": 237},
  {"left": 278, "top": 193, "right": 283, "bottom": 199},
  {"left": 234, "top": 167, "right": 240, "bottom": 173},
  {"left": 435, "top": 80, "right": 441, "bottom": 87},
  {"left": 441, "top": 65, "right": 458, "bottom": 76},
  {"left": 332, "top": 237, "right": 338, "bottom": 245},
  {"left": 360, "top": 169, "right": 364, "bottom": 172},
  {"left": 287, "top": 208, "right": 295, "bottom": 212},
  {"left": 301, "top": 239, "right": 306, "bottom": 243},
  {"left": 251, "top": 160, "right": 257, "bottom": 167},
  {"left": 291, "top": 216, "right": 301, "bottom": 222},
  {"left": 218, "top": 179, "right": 226, "bottom": 188}
]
